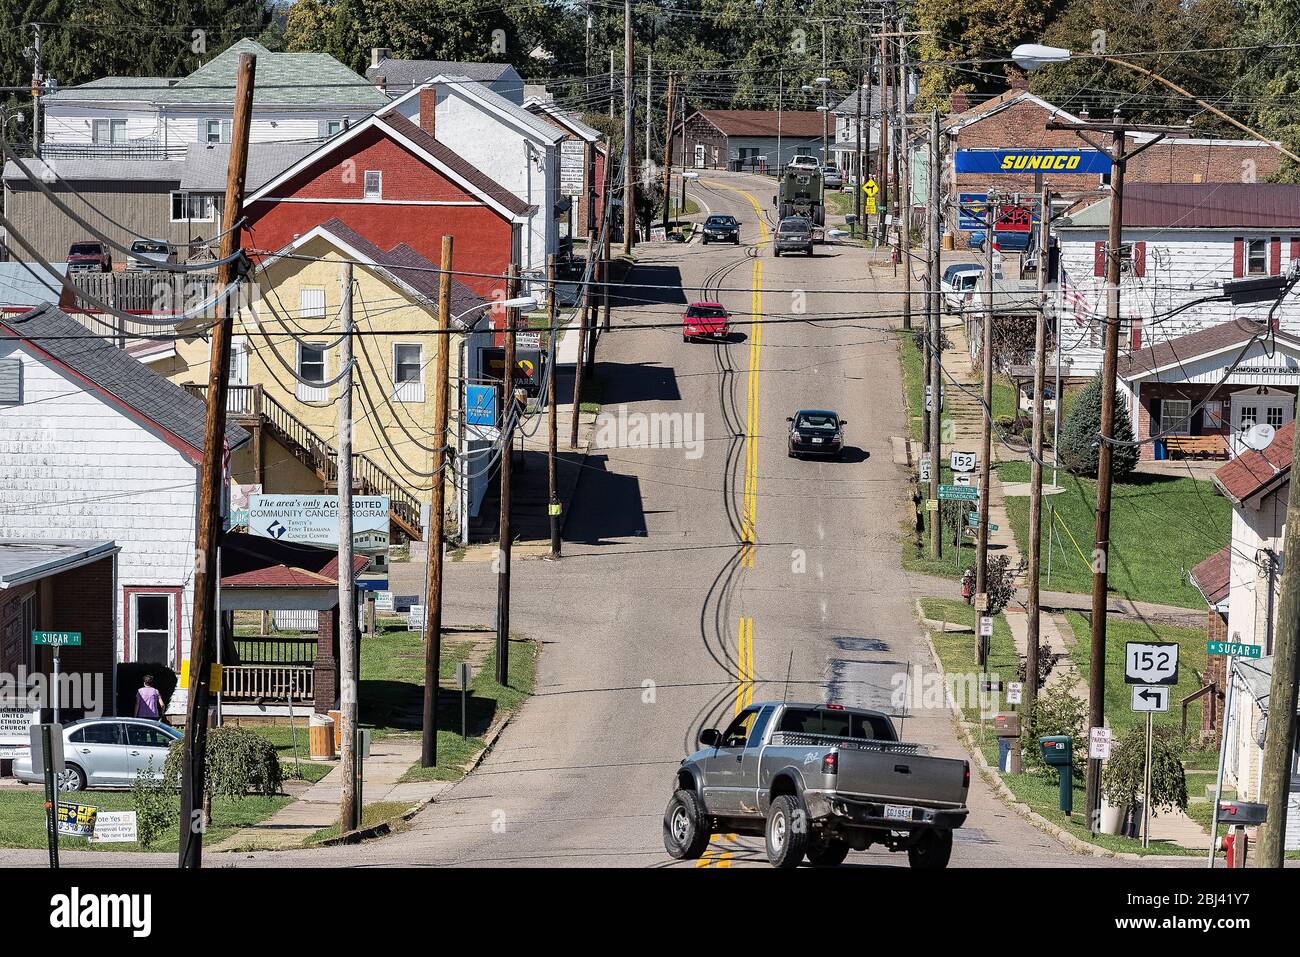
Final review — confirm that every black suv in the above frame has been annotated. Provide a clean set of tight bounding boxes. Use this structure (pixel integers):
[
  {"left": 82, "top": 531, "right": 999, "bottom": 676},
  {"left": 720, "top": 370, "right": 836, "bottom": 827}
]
[{"left": 701, "top": 215, "right": 740, "bottom": 245}]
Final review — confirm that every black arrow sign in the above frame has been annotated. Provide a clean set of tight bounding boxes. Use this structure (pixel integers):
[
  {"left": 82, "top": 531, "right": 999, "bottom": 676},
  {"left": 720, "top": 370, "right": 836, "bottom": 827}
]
[{"left": 1138, "top": 688, "right": 1164, "bottom": 704}]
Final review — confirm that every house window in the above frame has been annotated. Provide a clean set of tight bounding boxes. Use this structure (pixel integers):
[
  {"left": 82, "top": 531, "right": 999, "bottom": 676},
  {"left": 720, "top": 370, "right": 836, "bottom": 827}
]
[
  {"left": 393, "top": 343, "right": 424, "bottom": 402},
  {"left": 1238, "top": 404, "right": 1258, "bottom": 428},
  {"left": 297, "top": 343, "right": 328, "bottom": 403},
  {"left": 324, "top": 120, "right": 343, "bottom": 138},
  {"left": 1247, "top": 239, "right": 1268, "bottom": 276},
  {"left": 1203, "top": 400, "right": 1225, "bottom": 430},
  {"left": 92, "top": 118, "right": 126, "bottom": 145},
  {"left": 204, "top": 119, "right": 226, "bottom": 144},
  {"left": 1161, "top": 399, "right": 1192, "bottom": 435},
  {"left": 363, "top": 170, "right": 382, "bottom": 199},
  {"left": 1268, "top": 406, "right": 1285, "bottom": 428},
  {"left": 170, "top": 191, "right": 219, "bottom": 223},
  {"left": 129, "top": 591, "right": 175, "bottom": 667}
]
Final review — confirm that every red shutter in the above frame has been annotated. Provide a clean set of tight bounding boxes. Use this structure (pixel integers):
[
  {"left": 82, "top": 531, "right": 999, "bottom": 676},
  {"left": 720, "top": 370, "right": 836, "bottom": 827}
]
[
  {"left": 1291, "top": 237, "right": 1298, "bottom": 262},
  {"left": 1233, "top": 237, "right": 1244, "bottom": 278},
  {"left": 1271, "top": 236, "right": 1282, "bottom": 275},
  {"left": 1130, "top": 317, "right": 1143, "bottom": 352},
  {"left": 1094, "top": 241, "right": 1106, "bottom": 277},
  {"left": 1134, "top": 241, "right": 1147, "bottom": 278}
]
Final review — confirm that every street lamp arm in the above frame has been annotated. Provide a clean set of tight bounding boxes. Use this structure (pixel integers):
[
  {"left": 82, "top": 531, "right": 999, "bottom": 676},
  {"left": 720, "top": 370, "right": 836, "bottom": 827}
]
[{"left": 1098, "top": 55, "right": 1300, "bottom": 165}]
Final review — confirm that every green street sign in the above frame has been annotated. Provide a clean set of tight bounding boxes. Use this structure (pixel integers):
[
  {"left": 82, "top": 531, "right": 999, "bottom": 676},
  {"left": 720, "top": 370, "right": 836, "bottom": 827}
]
[
  {"left": 1207, "top": 640, "right": 1262, "bottom": 659},
  {"left": 965, "top": 514, "right": 999, "bottom": 531},
  {"left": 939, "top": 484, "right": 979, "bottom": 501},
  {"left": 32, "top": 631, "right": 82, "bottom": 647}
]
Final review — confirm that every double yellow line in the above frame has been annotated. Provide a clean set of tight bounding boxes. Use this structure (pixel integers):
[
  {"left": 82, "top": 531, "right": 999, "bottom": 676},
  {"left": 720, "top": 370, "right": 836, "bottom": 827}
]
[
  {"left": 698, "top": 833, "right": 741, "bottom": 867},
  {"left": 739, "top": 194, "right": 768, "bottom": 569},
  {"left": 734, "top": 617, "right": 755, "bottom": 715}
]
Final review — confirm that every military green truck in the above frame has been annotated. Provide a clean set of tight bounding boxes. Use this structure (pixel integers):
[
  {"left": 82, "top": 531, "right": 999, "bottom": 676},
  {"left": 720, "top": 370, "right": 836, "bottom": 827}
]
[{"left": 774, "top": 167, "right": 826, "bottom": 228}]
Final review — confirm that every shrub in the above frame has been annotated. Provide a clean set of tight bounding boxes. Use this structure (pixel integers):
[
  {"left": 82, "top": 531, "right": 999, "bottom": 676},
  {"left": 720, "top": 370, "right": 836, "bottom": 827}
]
[
  {"left": 984, "top": 553, "right": 1026, "bottom": 616},
  {"left": 1017, "top": 644, "right": 1061, "bottom": 690},
  {"left": 1021, "top": 682, "right": 1087, "bottom": 777},
  {"left": 163, "top": 725, "right": 283, "bottom": 823},
  {"left": 1101, "top": 725, "right": 1189, "bottom": 815},
  {"left": 131, "top": 768, "right": 178, "bottom": 848},
  {"left": 1057, "top": 373, "right": 1138, "bottom": 478}
]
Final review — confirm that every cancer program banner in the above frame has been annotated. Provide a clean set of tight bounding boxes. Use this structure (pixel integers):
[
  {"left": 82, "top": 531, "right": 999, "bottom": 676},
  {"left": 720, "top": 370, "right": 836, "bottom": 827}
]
[{"left": 247, "top": 494, "right": 390, "bottom": 589}]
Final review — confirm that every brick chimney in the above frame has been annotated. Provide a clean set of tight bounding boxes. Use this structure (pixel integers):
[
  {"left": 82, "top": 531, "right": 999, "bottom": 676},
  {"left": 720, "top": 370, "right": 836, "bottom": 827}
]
[
  {"left": 950, "top": 90, "right": 969, "bottom": 114},
  {"left": 374, "top": 73, "right": 387, "bottom": 92},
  {"left": 419, "top": 87, "right": 437, "bottom": 137}
]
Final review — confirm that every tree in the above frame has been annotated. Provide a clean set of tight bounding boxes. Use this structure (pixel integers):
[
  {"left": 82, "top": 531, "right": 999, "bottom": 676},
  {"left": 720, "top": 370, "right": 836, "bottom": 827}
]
[
  {"left": 1057, "top": 373, "right": 1139, "bottom": 478},
  {"left": 163, "top": 724, "right": 282, "bottom": 825},
  {"left": 1101, "top": 724, "right": 1189, "bottom": 815},
  {"left": 1234, "top": 0, "right": 1300, "bottom": 177}
]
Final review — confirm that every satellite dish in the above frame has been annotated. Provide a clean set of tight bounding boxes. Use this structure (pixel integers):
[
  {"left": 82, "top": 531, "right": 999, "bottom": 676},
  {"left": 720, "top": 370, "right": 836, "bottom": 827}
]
[{"left": 1242, "top": 422, "right": 1277, "bottom": 452}]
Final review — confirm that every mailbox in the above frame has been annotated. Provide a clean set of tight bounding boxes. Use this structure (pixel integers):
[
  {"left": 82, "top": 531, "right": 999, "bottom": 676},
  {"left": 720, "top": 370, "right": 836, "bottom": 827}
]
[
  {"left": 993, "top": 713, "right": 1021, "bottom": 738},
  {"left": 1039, "top": 735, "right": 1072, "bottom": 766},
  {"left": 1218, "top": 800, "right": 1268, "bottom": 826}
]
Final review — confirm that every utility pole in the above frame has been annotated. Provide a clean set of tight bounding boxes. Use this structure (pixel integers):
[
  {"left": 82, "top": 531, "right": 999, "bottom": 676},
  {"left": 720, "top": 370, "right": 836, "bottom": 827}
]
[
  {"left": 178, "top": 51, "right": 255, "bottom": 870},
  {"left": 974, "top": 194, "right": 996, "bottom": 647},
  {"left": 877, "top": 14, "right": 889, "bottom": 242},
  {"left": 820, "top": 23, "right": 829, "bottom": 162},
  {"left": 571, "top": 230, "right": 594, "bottom": 449},
  {"left": 496, "top": 263, "right": 520, "bottom": 686},
  {"left": 585, "top": 226, "right": 600, "bottom": 373},
  {"left": 1259, "top": 397, "right": 1300, "bottom": 864},
  {"left": 609, "top": 49, "right": 615, "bottom": 118},
  {"left": 678, "top": 86, "right": 688, "bottom": 207},
  {"left": 661, "top": 71, "right": 676, "bottom": 231},
  {"left": 622, "top": 0, "right": 635, "bottom": 253},
  {"left": 927, "top": 109, "right": 943, "bottom": 561},
  {"left": 601, "top": 151, "right": 614, "bottom": 332},
  {"left": 899, "top": 31, "right": 912, "bottom": 332},
  {"left": 29, "top": 23, "right": 42, "bottom": 159},
  {"left": 545, "top": 254, "right": 561, "bottom": 560},
  {"left": 421, "top": 235, "right": 454, "bottom": 767},
  {"left": 645, "top": 51, "right": 652, "bottom": 169},
  {"left": 853, "top": 62, "right": 863, "bottom": 238},
  {"left": 776, "top": 70, "right": 783, "bottom": 171},
  {"left": 1026, "top": 185, "right": 1050, "bottom": 712},
  {"left": 1046, "top": 115, "right": 1180, "bottom": 827},
  {"left": 336, "top": 260, "right": 359, "bottom": 833}
]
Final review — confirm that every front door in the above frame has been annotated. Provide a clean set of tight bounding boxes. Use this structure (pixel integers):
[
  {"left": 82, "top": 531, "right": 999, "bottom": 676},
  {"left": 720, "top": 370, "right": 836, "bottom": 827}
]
[
  {"left": 702, "top": 708, "right": 759, "bottom": 814},
  {"left": 1232, "top": 390, "right": 1292, "bottom": 433},
  {"left": 694, "top": 144, "right": 705, "bottom": 169}
]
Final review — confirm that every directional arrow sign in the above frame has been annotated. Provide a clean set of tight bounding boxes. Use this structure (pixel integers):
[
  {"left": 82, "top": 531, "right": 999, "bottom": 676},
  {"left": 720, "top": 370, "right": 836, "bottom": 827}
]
[{"left": 1131, "top": 685, "right": 1170, "bottom": 713}]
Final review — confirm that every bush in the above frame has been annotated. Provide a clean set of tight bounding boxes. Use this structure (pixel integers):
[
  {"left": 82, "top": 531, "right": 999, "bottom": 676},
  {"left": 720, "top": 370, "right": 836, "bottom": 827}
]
[
  {"left": 984, "top": 553, "right": 1026, "bottom": 616},
  {"left": 1017, "top": 644, "right": 1061, "bottom": 690},
  {"left": 131, "top": 768, "right": 178, "bottom": 848},
  {"left": 1021, "top": 682, "right": 1087, "bottom": 778},
  {"left": 1057, "top": 373, "right": 1139, "bottom": 478},
  {"left": 163, "top": 725, "right": 283, "bottom": 804},
  {"left": 1101, "top": 725, "right": 1189, "bottom": 815}
]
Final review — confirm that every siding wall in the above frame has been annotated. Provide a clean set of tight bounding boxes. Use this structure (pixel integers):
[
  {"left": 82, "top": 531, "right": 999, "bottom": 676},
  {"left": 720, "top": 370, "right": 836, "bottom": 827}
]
[
  {"left": 0, "top": 341, "right": 200, "bottom": 666},
  {"left": 43, "top": 106, "right": 374, "bottom": 150}
]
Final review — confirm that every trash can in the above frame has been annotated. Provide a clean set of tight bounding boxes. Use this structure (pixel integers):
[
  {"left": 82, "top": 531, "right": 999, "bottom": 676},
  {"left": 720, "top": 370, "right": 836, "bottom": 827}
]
[
  {"left": 1154, "top": 439, "right": 1167, "bottom": 460},
  {"left": 327, "top": 709, "right": 342, "bottom": 754},
  {"left": 997, "top": 737, "right": 1012, "bottom": 772},
  {"left": 309, "top": 712, "right": 336, "bottom": 761}
]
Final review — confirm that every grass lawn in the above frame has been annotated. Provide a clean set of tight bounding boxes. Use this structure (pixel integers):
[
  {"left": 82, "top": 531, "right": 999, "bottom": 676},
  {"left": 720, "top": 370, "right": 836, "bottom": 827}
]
[
  {"left": 997, "top": 461, "right": 1230, "bottom": 609},
  {"left": 245, "top": 724, "right": 333, "bottom": 784},
  {"left": 825, "top": 190, "right": 856, "bottom": 217},
  {"left": 902, "top": 463, "right": 983, "bottom": 581},
  {"left": 303, "top": 800, "right": 413, "bottom": 845},
  {"left": 0, "top": 789, "right": 289, "bottom": 853},
  {"left": 919, "top": 598, "right": 1019, "bottom": 721},
  {"left": 897, "top": 330, "right": 926, "bottom": 442}
]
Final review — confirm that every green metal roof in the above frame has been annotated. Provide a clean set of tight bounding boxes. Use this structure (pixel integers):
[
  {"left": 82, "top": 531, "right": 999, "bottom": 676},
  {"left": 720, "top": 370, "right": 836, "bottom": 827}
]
[{"left": 1057, "top": 196, "right": 1111, "bottom": 228}]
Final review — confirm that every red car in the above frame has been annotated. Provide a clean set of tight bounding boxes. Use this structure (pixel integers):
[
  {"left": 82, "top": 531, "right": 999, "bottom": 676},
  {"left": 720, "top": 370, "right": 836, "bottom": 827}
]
[
  {"left": 682, "top": 302, "right": 730, "bottom": 342},
  {"left": 67, "top": 241, "right": 112, "bottom": 273}
]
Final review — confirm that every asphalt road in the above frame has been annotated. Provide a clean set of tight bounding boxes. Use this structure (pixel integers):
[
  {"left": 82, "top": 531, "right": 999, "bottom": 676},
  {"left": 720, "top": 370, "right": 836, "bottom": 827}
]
[{"left": 217, "top": 170, "right": 1107, "bottom": 869}]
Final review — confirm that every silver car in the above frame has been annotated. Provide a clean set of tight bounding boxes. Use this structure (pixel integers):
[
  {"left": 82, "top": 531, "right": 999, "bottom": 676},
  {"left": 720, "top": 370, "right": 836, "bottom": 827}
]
[
  {"left": 12, "top": 718, "right": 181, "bottom": 791},
  {"left": 821, "top": 165, "right": 844, "bottom": 189}
]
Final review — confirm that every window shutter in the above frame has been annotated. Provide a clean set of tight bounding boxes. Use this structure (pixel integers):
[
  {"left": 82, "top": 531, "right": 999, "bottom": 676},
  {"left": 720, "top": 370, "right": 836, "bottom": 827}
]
[
  {"left": 1270, "top": 236, "right": 1282, "bottom": 275},
  {"left": 1291, "top": 237, "right": 1299, "bottom": 262},
  {"left": 0, "top": 357, "right": 22, "bottom": 405},
  {"left": 197, "top": 120, "right": 207, "bottom": 144},
  {"left": 221, "top": 119, "right": 232, "bottom": 144},
  {"left": 1130, "top": 318, "right": 1143, "bottom": 352},
  {"left": 1094, "top": 241, "right": 1105, "bottom": 277},
  {"left": 1134, "top": 241, "right": 1147, "bottom": 278},
  {"left": 1233, "top": 237, "right": 1244, "bottom": 278}
]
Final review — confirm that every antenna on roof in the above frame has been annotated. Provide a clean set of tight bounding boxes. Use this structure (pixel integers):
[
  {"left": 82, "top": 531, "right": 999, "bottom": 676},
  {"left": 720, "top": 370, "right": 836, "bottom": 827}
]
[
  {"left": 781, "top": 650, "right": 794, "bottom": 704},
  {"left": 1242, "top": 422, "right": 1277, "bottom": 452}
]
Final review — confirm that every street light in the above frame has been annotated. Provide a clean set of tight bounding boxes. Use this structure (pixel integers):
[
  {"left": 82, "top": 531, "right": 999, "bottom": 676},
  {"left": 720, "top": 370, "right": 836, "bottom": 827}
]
[{"left": 1011, "top": 43, "right": 1300, "bottom": 163}]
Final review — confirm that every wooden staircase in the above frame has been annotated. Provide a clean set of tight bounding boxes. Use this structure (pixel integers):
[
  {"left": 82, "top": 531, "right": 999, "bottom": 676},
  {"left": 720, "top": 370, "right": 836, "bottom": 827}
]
[{"left": 184, "top": 383, "right": 423, "bottom": 541}]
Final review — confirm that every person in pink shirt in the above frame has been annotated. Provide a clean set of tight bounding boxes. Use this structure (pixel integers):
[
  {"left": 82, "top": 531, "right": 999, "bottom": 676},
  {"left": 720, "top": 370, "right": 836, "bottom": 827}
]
[{"left": 134, "top": 674, "right": 167, "bottom": 721}]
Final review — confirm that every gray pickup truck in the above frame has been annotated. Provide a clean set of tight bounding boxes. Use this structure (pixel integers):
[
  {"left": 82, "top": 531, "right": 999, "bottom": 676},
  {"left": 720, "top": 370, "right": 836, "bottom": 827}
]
[{"left": 664, "top": 702, "right": 970, "bottom": 868}]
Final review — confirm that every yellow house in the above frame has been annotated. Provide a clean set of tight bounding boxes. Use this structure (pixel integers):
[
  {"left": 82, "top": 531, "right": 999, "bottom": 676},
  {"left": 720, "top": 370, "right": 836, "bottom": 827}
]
[{"left": 154, "top": 219, "right": 497, "bottom": 542}]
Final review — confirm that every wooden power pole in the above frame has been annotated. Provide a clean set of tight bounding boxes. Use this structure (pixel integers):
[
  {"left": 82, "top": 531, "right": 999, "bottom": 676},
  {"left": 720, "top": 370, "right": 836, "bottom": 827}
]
[
  {"left": 1026, "top": 185, "right": 1050, "bottom": 712},
  {"left": 927, "top": 109, "right": 942, "bottom": 561},
  {"left": 336, "top": 260, "right": 359, "bottom": 833},
  {"left": 974, "top": 199, "right": 996, "bottom": 660},
  {"left": 622, "top": 0, "right": 635, "bottom": 254},
  {"left": 661, "top": 72, "right": 676, "bottom": 232},
  {"left": 178, "top": 51, "right": 256, "bottom": 870},
  {"left": 545, "top": 254, "right": 562, "bottom": 559},
  {"left": 421, "top": 236, "right": 454, "bottom": 767},
  {"left": 496, "top": 264, "right": 520, "bottom": 686}
]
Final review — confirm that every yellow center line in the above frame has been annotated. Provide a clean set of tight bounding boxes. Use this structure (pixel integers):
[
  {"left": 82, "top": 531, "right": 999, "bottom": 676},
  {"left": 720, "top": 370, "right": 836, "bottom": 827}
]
[{"left": 734, "top": 617, "right": 751, "bottom": 716}]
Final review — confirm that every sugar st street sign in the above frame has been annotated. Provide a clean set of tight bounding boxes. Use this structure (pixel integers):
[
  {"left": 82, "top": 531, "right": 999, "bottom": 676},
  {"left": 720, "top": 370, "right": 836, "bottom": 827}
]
[
  {"left": 1207, "top": 640, "right": 1262, "bottom": 659},
  {"left": 32, "top": 631, "right": 81, "bottom": 647},
  {"left": 939, "top": 484, "right": 979, "bottom": 501},
  {"left": 1124, "top": 641, "right": 1179, "bottom": 686}
]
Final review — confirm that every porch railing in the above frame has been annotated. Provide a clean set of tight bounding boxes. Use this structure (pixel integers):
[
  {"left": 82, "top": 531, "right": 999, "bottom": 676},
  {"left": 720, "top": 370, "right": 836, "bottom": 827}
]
[{"left": 221, "top": 665, "right": 314, "bottom": 703}]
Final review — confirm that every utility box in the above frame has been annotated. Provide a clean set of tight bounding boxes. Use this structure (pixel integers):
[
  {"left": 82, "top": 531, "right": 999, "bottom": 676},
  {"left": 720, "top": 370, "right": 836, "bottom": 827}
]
[
  {"left": 1039, "top": 735, "right": 1072, "bottom": 766},
  {"left": 994, "top": 713, "right": 1021, "bottom": 738},
  {"left": 1218, "top": 800, "right": 1268, "bottom": 826}
]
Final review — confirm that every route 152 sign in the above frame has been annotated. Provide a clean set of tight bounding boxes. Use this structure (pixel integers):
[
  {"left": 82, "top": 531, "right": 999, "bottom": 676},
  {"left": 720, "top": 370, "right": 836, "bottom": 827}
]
[
  {"left": 1124, "top": 641, "right": 1179, "bottom": 686},
  {"left": 950, "top": 451, "right": 976, "bottom": 473}
]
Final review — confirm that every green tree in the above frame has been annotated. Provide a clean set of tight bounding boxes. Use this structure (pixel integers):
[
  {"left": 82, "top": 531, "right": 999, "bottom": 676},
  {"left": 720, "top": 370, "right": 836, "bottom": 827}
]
[
  {"left": 1234, "top": 0, "right": 1300, "bottom": 178},
  {"left": 1101, "top": 724, "right": 1189, "bottom": 815},
  {"left": 1057, "top": 373, "right": 1139, "bottom": 478}
]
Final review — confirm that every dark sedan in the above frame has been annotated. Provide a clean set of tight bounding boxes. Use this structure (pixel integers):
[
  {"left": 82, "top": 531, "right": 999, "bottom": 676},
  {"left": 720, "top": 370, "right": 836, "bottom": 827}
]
[
  {"left": 787, "top": 409, "right": 847, "bottom": 459},
  {"left": 701, "top": 215, "right": 741, "bottom": 245}
]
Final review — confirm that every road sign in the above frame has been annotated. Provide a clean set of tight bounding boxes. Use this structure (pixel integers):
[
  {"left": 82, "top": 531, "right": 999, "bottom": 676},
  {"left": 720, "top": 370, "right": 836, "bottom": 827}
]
[
  {"left": 954, "top": 472, "right": 973, "bottom": 487},
  {"left": 30, "top": 723, "right": 64, "bottom": 773},
  {"left": 939, "top": 484, "right": 979, "bottom": 501},
  {"left": 32, "top": 631, "right": 81, "bottom": 647},
  {"left": 924, "top": 384, "right": 944, "bottom": 412},
  {"left": 1207, "top": 640, "right": 1262, "bottom": 659},
  {"left": 1006, "top": 682, "right": 1023, "bottom": 705},
  {"left": 516, "top": 331, "right": 542, "bottom": 350},
  {"left": 978, "top": 616, "right": 993, "bottom": 637},
  {"left": 1089, "top": 727, "right": 1113, "bottom": 760},
  {"left": 919, "top": 455, "right": 931, "bottom": 482},
  {"left": 1131, "top": 685, "right": 1170, "bottom": 713},
  {"left": 862, "top": 178, "right": 879, "bottom": 198},
  {"left": 457, "top": 661, "right": 473, "bottom": 691},
  {"left": 950, "top": 451, "right": 976, "bottom": 473},
  {"left": 926, "top": 498, "right": 939, "bottom": 511},
  {"left": 1124, "top": 641, "right": 1179, "bottom": 686},
  {"left": 974, "top": 592, "right": 989, "bottom": 611}
]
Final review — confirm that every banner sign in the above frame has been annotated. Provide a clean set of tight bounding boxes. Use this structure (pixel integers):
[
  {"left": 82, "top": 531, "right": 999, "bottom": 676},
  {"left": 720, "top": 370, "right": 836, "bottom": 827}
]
[
  {"left": 56, "top": 801, "right": 98, "bottom": 839},
  {"left": 958, "top": 193, "right": 987, "bottom": 229},
  {"left": 248, "top": 494, "right": 390, "bottom": 589},
  {"left": 955, "top": 149, "right": 1112, "bottom": 174}
]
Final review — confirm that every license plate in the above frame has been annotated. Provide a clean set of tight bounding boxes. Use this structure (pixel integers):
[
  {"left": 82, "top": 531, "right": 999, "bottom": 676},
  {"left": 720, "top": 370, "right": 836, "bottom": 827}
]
[
  {"left": 884, "top": 804, "right": 913, "bottom": 821},
  {"left": 811, "top": 437, "right": 823, "bottom": 444}
]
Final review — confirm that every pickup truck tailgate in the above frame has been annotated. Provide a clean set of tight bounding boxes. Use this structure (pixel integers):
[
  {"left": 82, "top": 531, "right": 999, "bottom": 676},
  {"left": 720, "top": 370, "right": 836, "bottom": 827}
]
[{"left": 773, "top": 733, "right": 968, "bottom": 808}]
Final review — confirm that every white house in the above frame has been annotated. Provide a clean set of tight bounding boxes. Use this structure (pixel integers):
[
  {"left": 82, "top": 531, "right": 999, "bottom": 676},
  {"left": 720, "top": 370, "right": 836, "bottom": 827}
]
[
  {"left": 387, "top": 77, "right": 564, "bottom": 283},
  {"left": 0, "top": 304, "right": 247, "bottom": 671},
  {"left": 41, "top": 38, "right": 387, "bottom": 157}
]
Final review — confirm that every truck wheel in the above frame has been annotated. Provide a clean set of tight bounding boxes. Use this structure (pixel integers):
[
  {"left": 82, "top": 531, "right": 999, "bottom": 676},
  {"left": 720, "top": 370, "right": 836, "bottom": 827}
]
[
  {"left": 805, "top": 836, "right": 850, "bottom": 867},
  {"left": 773, "top": 249, "right": 781, "bottom": 257},
  {"left": 765, "top": 794, "right": 809, "bottom": 868},
  {"left": 907, "top": 829, "right": 953, "bottom": 870},
  {"left": 663, "top": 789, "right": 711, "bottom": 860}
]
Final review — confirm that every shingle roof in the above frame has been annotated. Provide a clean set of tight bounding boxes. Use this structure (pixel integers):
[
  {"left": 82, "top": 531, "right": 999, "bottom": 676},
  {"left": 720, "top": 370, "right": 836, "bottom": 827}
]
[
  {"left": 3, "top": 156, "right": 181, "bottom": 184},
  {"left": 0, "top": 262, "right": 66, "bottom": 309},
  {"left": 180, "top": 142, "right": 318, "bottom": 191},
  {"left": 0, "top": 303, "right": 248, "bottom": 454},
  {"left": 379, "top": 111, "right": 532, "bottom": 216},
  {"left": 366, "top": 58, "right": 517, "bottom": 88},
  {"left": 219, "top": 531, "right": 367, "bottom": 588},
  {"left": 525, "top": 100, "right": 602, "bottom": 142},
  {"left": 1117, "top": 320, "right": 1300, "bottom": 380},
  {"left": 311, "top": 218, "right": 489, "bottom": 327},
  {"left": 43, "top": 76, "right": 175, "bottom": 104},
  {"left": 693, "top": 110, "right": 826, "bottom": 138},
  {"left": 1061, "top": 184, "right": 1300, "bottom": 230},
  {"left": 1213, "top": 420, "right": 1295, "bottom": 504},
  {"left": 1190, "top": 545, "right": 1231, "bottom": 608}
]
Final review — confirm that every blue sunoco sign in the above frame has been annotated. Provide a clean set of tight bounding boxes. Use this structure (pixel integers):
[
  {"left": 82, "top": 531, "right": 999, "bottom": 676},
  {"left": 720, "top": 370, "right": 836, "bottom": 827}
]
[{"left": 955, "top": 149, "right": 1112, "bottom": 174}]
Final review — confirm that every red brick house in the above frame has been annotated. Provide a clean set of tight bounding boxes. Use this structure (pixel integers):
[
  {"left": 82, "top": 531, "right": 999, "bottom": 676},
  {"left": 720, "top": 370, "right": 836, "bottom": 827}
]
[{"left": 243, "top": 97, "right": 532, "bottom": 301}]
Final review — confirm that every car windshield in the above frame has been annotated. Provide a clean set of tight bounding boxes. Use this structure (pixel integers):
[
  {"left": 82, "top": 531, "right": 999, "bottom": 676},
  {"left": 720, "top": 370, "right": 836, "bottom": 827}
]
[
  {"left": 705, "top": 216, "right": 735, "bottom": 226},
  {"left": 796, "top": 413, "right": 837, "bottom": 431},
  {"left": 69, "top": 244, "right": 101, "bottom": 255},
  {"left": 132, "top": 241, "right": 167, "bottom": 254},
  {"left": 687, "top": 305, "right": 727, "bottom": 319}
]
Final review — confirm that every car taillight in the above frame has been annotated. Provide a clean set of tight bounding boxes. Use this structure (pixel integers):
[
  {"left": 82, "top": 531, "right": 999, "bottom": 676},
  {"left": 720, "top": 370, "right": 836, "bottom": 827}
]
[
  {"left": 962, "top": 762, "right": 970, "bottom": 790},
  {"left": 823, "top": 752, "right": 838, "bottom": 775}
]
